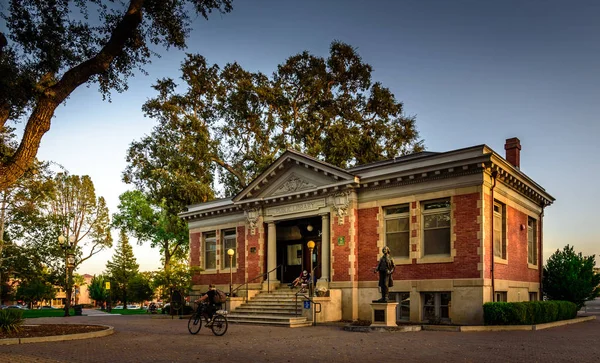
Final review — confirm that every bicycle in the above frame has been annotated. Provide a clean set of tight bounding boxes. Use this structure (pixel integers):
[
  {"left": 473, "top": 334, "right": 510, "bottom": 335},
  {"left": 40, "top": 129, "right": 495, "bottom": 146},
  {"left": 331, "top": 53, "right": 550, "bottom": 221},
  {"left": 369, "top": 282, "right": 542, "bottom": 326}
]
[{"left": 188, "top": 301, "right": 228, "bottom": 336}]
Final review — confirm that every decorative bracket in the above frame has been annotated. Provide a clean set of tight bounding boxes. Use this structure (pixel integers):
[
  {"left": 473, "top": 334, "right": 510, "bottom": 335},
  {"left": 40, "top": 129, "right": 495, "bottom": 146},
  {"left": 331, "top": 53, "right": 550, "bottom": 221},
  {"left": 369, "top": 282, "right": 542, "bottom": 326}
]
[
  {"left": 245, "top": 208, "right": 260, "bottom": 235},
  {"left": 332, "top": 192, "right": 350, "bottom": 225}
]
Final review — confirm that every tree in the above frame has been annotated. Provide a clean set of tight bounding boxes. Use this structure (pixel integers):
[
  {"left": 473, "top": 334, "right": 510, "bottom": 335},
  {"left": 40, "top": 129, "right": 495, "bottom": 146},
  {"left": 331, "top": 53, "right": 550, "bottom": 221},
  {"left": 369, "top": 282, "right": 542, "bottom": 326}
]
[
  {"left": 15, "top": 279, "right": 55, "bottom": 308},
  {"left": 88, "top": 275, "right": 109, "bottom": 308},
  {"left": 137, "top": 41, "right": 424, "bottom": 195},
  {"left": 543, "top": 245, "right": 600, "bottom": 309},
  {"left": 127, "top": 273, "right": 154, "bottom": 304},
  {"left": 11, "top": 172, "right": 112, "bottom": 316},
  {"left": 112, "top": 190, "right": 189, "bottom": 281},
  {"left": 0, "top": 0, "right": 233, "bottom": 190},
  {"left": 105, "top": 230, "right": 139, "bottom": 309}
]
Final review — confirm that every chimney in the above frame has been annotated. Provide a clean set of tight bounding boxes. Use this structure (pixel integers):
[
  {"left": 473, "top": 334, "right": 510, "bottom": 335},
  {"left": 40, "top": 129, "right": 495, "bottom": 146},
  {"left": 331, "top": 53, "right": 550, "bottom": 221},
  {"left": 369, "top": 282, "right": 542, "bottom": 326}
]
[{"left": 504, "top": 137, "right": 521, "bottom": 169}]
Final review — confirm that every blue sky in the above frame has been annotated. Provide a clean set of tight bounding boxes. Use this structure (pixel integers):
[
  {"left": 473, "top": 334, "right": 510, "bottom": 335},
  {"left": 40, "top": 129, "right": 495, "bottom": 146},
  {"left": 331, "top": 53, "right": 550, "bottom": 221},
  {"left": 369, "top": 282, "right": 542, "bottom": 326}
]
[{"left": 13, "top": 0, "right": 599, "bottom": 274}]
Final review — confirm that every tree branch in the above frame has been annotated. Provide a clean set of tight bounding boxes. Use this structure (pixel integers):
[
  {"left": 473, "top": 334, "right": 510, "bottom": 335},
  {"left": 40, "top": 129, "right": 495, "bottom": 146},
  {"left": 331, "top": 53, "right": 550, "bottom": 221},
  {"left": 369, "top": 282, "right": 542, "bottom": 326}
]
[{"left": 210, "top": 156, "right": 247, "bottom": 188}]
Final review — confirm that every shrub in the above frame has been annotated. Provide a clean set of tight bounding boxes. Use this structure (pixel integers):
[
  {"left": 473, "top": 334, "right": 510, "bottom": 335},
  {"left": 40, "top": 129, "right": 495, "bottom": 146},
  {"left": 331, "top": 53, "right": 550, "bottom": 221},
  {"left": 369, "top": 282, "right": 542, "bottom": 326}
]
[
  {"left": 483, "top": 300, "right": 577, "bottom": 325},
  {"left": 0, "top": 309, "right": 24, "bottom": 333}
]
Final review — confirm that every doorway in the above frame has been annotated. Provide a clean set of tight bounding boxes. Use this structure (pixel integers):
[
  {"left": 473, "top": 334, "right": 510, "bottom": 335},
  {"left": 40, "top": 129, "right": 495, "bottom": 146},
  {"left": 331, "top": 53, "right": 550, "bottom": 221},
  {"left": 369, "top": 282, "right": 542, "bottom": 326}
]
[{"left": 275, "top": 217, "right": 322, "bottom": 283}]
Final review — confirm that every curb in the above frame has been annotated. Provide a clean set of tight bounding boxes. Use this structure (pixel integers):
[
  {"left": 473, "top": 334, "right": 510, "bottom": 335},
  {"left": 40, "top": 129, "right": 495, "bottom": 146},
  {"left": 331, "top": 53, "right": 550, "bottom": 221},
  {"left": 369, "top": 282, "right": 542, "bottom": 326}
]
[
  {"left": 0, "top": 324, "right": 114, "bottom": 345},
  {"left": 342, "top": 316, "right": 595, "bottom": 333},
  {"left": 343, "top": 325, "right": 421, "bottom": 333}
]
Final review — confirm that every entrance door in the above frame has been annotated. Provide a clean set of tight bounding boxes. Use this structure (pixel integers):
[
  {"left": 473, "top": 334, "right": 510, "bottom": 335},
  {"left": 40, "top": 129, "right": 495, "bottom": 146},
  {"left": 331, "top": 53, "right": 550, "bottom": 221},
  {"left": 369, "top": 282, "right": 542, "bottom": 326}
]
[{"left": 278, "top": 242, "right": 303, "bottom": 283}]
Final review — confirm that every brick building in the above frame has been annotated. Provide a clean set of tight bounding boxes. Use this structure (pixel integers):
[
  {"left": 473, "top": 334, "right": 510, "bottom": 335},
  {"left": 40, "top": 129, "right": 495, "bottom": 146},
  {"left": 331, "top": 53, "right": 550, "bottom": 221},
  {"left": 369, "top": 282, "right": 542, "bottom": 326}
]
[{"left": 181, "top": 138, "right": 554, "bottom": 325}]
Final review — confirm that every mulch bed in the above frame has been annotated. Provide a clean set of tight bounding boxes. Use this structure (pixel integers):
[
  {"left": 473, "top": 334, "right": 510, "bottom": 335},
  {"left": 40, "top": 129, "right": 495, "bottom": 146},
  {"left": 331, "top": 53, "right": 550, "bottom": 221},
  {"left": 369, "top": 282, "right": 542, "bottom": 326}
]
[{"left": 0, "top": 324, "right": 106, "bottom": 339}]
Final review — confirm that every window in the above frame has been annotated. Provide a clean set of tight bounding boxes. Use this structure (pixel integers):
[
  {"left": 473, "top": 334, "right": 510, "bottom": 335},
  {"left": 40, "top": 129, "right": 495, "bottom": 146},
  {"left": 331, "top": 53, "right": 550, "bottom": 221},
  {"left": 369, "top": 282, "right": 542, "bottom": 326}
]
[
  {"left": 529, "top": 292, "right": 538, "bottom": 301},
  {"left": 385, "top": 204, "right": 410, "bottom": 258},
  {"left": 422, "top": 199, "right": 451, "bottom": 256},
  {"left": 392, "top": 292, "right": 410, "bottom": 321},
  {"left": 422, "top": 292, "right": 451, "bottom": 322},
  {"left": 495, "top": 291, "right": 507, "bottom": 302},
  {"left": 528, "top": 217, "right": 537, "bottom": 265},
  {"left": 222, "top": 229, "right": 237, "bottom": 268},
  {"left": 203, "top": 231, "right": 217, "bottom": 270},
  {"left": 493, "top": 201, "right": 506, "bottom": 259}
]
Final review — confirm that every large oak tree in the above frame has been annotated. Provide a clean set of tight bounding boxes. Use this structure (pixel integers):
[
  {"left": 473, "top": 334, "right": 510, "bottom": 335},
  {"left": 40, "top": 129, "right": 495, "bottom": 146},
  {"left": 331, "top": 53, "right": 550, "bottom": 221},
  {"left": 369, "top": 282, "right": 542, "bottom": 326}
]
[
  {"left": 135, "top": 41, "right": 425, "bottom": 196},
  {"left": 0, "top": 0, "right": 233, "bottom": 191}
]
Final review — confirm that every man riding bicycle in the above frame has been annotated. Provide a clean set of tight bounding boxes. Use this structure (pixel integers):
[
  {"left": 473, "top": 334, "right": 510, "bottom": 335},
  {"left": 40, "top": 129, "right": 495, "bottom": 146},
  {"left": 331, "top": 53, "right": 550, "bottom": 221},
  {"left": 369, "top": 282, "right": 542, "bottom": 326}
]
[{"left": 195, "top": 284, "right": 221, "bottom": 327}]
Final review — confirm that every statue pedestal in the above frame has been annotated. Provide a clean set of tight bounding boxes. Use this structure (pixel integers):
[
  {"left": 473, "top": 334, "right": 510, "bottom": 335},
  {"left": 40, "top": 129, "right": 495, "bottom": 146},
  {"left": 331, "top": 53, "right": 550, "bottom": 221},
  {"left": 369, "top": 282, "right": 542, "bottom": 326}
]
[{"left": 370, "top": 302, "right": 398, "bottom": 327}]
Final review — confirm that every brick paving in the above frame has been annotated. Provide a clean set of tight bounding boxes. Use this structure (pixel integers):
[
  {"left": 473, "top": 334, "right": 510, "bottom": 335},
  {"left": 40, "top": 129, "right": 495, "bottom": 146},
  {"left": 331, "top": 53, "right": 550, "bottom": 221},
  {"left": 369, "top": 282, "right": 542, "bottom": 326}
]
[{"left": 0, "top": 313, "right": 599, "bottom": 363}]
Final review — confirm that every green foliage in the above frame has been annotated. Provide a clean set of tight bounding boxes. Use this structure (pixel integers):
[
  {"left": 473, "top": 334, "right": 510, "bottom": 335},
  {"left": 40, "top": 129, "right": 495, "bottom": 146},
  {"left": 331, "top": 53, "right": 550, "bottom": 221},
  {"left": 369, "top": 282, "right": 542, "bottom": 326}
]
[
  {"left": 152, "top": 259, "right": 196, "bottom": 299},
  {"left": 88, "top": 275, "right": 109, "bottom": 305},
  {"left": 112, "top": 190, "right": 190, "bottom": 273},
  {"left": 483, "top": 301, "right": 577, "bottom": 325},
  {"left": 0, "top": 309, "right": 23, "bottom": 333},
  {"left": 105, "top": 230, "right": 139, "bottom": 308},
  {"left": 127, "top": 273, "right": 154, "bottom": 304},
  {"left": 543, "top": 245, "right": 600, "bottom": 309},
  {"left": 136, "top": 41, "right": 424, "bottom": 197},
  {"left": 15, "top": 279, "right": 55, "bottom": 306},
  {"left": 0, "top": 1, "right": 232, "bottom": 190}
]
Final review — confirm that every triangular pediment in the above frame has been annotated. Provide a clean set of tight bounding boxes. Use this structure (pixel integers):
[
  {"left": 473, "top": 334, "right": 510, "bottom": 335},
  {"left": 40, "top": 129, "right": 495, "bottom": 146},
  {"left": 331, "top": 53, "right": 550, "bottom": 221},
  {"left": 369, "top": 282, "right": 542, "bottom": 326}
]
[{"left": 233, "top": 150, "right": 356, "bottom": 202}]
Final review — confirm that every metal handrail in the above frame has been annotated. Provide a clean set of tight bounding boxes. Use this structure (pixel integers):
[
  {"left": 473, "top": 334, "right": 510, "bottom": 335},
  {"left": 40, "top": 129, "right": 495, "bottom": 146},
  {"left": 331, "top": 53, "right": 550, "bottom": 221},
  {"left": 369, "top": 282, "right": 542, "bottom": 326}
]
[
  {"left": 231, "top": 264, "right": 283, "bottom": 302},
  {"left": 294, "top": 291, "right": 322, "bottom": 326}
]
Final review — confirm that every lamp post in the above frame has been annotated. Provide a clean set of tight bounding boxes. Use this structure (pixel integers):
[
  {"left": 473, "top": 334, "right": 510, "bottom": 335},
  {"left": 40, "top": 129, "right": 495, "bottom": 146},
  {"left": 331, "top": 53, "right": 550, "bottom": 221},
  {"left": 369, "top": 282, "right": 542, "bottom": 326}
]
[
  {"left": 58, "top": 234, "right": 76, "bottom": 317},
  {"left": 307, "top": 240, "right": 315, "bottom": 297},
  {"left": 227, "top": 248, "right": 235, "bottom": 296}
]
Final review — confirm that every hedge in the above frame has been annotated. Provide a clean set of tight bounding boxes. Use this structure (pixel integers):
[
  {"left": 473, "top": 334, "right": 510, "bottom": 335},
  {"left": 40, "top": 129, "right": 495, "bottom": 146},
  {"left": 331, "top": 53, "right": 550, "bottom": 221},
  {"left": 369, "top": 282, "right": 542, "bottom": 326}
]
[{"left": 483, "top": 300, "right": 577, "bottom": 325}]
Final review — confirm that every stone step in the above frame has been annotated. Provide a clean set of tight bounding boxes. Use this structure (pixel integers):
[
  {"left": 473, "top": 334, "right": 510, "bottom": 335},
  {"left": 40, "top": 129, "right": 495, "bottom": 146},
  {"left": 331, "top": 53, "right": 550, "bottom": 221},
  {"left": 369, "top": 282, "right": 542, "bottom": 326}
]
[
  {"left": 227, "top": 314, "right": 310, "bottom": 328},
  {"left": 233, "top": 307, "right": 300, "bottom": 315}
]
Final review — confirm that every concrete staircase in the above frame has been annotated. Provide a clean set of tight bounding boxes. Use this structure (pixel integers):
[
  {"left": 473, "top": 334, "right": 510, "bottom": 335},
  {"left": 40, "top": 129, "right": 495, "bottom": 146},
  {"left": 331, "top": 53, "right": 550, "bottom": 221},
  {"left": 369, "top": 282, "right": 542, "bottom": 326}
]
[{"left": 227, "top": 286, "right": 312, "bottom": 327}]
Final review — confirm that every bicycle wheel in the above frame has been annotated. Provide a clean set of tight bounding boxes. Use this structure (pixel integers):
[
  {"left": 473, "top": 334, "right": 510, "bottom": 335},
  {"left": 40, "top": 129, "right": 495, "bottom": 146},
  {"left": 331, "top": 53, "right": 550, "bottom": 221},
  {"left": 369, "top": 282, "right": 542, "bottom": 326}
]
[
  {"left": 187, "top": 313, "right": 202, "bottom": 334},
  {"left": 211, "top": 314, "right": 228, "bottom": 336}
]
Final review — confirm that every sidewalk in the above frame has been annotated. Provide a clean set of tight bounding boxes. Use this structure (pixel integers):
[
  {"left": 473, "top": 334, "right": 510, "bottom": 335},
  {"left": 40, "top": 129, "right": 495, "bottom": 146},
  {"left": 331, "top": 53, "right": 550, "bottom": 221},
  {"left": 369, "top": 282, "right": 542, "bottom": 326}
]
[{"left": 82, "top": 308, "right": 122, "bottom": 317}]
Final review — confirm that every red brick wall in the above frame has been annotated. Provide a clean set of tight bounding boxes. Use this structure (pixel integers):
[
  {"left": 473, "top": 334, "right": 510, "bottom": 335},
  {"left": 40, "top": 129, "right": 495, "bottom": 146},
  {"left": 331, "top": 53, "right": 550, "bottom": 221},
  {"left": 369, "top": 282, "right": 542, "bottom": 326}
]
[
  {"left": 492, "top": 201, "right": 540, "bottom": 283},
  {"left": 331, "top": 212, "right": 352, "bottom": 281},
  {"left": 191, "top": 225, "right": 250, "bottom": 286},
  {"left": 190, "top": 232, "right": 201, "bottom": 284},
  {"left": 246, "top": 223, "right": 262, "bottom": 282},
  {"left": 356, "top": 192, "right": 481, "bottom": 282},
  {"left": 357, "top": 207, "right": 379, "bottom": 281}
]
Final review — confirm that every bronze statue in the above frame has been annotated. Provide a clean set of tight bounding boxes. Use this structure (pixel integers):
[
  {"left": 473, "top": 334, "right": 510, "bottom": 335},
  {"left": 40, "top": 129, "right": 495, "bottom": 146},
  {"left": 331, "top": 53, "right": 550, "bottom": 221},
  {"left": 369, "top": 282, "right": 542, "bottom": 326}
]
[{"left": 373, "top": 246, "right": 395, "bottom": 302}]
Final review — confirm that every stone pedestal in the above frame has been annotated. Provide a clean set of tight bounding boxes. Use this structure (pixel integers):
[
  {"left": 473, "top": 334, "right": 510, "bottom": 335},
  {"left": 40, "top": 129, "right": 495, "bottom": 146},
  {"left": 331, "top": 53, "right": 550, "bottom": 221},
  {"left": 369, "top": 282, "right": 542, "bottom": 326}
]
[{"left": 370, "top": 302, "right": 398, "bottom": 327}]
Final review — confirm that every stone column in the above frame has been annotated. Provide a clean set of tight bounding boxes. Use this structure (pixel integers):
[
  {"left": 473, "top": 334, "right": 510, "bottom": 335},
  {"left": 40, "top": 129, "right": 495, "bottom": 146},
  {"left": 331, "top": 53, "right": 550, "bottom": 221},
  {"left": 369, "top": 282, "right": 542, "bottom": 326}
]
[
  {"left": 267, "top": 222, "right": 278, "bottom": 283},
  {"left": 319, "top": 213, "right": 330, "bottom": 284}
]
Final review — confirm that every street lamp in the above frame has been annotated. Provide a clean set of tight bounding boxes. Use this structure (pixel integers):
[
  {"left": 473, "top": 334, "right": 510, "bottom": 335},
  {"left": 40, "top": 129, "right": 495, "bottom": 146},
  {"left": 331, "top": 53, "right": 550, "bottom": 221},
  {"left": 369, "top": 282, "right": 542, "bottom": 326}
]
[
  {"left": 227, "top": 248, "right": 235, "bottom": 297},
  {"left": 307, "top": 240, "right": 315, "bottom": 297},
  {"left": 58, "top": 234, "right": 76, "bottom": 317}
]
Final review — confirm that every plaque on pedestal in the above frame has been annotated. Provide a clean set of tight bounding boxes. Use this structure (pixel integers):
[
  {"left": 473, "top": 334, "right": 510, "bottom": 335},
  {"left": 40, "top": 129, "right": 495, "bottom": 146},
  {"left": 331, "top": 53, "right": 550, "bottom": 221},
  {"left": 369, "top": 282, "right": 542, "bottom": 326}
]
[{"left": 370, "top": 302, "right": 398, "bottom": 327}]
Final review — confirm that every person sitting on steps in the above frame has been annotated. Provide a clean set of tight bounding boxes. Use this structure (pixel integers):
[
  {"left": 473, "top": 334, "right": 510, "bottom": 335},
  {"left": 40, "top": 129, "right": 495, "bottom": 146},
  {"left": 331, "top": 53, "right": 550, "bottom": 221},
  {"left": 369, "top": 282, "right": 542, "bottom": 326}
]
[
  {"left": 289, "top": 270, "right": 311, "bottom": 292},
  {"left": 195, "top": 284, "right": 221, "bottom": 327}
]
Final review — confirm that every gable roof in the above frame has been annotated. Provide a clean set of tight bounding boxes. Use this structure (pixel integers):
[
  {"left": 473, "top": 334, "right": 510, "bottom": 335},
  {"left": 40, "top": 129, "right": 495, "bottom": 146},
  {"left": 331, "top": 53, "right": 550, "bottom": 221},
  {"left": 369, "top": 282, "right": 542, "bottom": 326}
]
[{"left": 232, "top": 149, "right": 357, "bottom": 203}]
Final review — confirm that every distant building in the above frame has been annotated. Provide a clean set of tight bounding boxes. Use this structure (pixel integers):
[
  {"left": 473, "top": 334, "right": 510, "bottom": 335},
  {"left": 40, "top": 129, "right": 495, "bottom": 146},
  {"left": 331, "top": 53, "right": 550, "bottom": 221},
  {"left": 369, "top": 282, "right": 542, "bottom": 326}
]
[{"left": 181, "top": 137, "right": 554, "bottom": 325}]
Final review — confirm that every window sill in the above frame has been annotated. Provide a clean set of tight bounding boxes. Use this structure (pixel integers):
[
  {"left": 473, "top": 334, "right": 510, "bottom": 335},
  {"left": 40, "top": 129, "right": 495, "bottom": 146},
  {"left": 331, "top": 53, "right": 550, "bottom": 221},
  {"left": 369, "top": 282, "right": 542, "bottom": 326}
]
[
  {"left": 494, "top": 257, "right": 508, "bottom": 265},
  {"left": 392, "top": 257, "right": 412, "bottom": 265},
  {"left": 201, "top": 268, "right": 238, "bottom": 274},
  {"left": 527, "top": 263, "right": 539, "bottom": 270},
  {"left": 416, "top": 255, "right": 454, "bottom": 264}
]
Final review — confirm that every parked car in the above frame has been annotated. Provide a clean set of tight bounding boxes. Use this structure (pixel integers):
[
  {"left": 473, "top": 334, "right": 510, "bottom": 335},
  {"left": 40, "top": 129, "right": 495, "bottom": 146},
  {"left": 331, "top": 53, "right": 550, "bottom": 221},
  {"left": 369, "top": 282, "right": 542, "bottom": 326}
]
[
  {"left": 38, "top": 306, "right": 57, "bottom": 309},
  {"left": 6, "top": 305, "right": 28, "bottom": 310}
]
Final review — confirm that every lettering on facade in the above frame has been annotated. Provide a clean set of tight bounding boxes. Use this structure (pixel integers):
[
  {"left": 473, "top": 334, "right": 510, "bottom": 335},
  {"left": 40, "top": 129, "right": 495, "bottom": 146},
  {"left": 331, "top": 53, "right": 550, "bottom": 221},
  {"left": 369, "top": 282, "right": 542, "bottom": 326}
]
[{"left": 265, "top": 199, "right": 326, "bottom": 216}]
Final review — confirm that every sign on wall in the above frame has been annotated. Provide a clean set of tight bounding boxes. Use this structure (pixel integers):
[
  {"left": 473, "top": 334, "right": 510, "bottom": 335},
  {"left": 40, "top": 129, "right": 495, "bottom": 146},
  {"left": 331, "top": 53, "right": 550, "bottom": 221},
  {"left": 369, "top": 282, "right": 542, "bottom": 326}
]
[{"left": 337, "top": 236, "right": 345, "bottom": 246}]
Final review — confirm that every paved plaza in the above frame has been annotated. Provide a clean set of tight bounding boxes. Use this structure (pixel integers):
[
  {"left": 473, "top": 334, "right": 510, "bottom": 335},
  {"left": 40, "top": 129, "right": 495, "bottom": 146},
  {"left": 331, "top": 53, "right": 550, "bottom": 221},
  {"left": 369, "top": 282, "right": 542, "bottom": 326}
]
[{"left": 0, "top": 307, "right": 599, "bottom": 363}]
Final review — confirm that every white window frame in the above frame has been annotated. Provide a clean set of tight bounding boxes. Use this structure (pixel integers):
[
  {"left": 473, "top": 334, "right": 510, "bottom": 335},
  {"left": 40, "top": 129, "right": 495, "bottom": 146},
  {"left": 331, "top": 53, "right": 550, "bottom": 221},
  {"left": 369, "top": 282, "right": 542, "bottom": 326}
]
[
  {"left": 493, "top": 201, "right": 507, "bottom": 259},
  {"left": 222, "top": 229, "right": 237, "bottom": 269},
  {"left": 203, "top": 231, "right": 217, "bottom": 270},
  {"left": 529, "top": 292, "right": 538, "bottom": 301},
  {"left": 384, "top": 204, "right": 410, "bottom": 259},
  {"left": 495, "top": 291, "right": 507, "bottom": 302},
  {"left": 422, "top": 292, "right": 451, "bottom": 322},
  {"left": 421, "top": 198, "right": 452, "bottom": 256},
  {"left": 392, "top": 292, "right": 411, "bottom": 321},
  {"left": 528, "top": 217, "right": 538, "bottom": 265}
]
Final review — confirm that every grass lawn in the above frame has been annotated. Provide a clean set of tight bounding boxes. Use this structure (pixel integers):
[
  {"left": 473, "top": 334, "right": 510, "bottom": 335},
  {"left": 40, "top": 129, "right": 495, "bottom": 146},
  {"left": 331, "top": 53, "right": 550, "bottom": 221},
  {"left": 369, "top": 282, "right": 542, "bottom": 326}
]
[{"left": 22, "top": 309, "right": 75, "bottom": 318}]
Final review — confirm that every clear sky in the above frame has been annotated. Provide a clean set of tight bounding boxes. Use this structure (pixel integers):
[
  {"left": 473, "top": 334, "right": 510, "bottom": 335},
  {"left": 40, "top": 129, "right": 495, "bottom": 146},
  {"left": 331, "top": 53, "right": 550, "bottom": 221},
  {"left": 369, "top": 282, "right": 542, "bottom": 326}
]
[{"left": 16, "top": 0, "right": 600, "bottom": 274}]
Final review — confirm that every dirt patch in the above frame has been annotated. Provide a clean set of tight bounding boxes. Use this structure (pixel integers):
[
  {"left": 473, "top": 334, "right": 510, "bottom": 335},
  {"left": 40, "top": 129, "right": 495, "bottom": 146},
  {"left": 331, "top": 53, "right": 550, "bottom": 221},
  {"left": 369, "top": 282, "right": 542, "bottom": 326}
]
[{"left": 0, "top": 324, "right": 107, "bottom": 339}]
